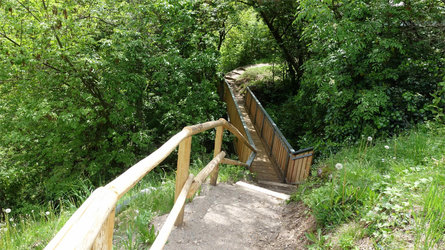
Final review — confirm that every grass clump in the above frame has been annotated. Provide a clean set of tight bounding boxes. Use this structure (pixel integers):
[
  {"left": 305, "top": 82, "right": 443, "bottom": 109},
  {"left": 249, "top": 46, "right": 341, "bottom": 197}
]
[
  {"left": 0, "top": 201, "right": 83, "bottom": 249},
  {"left": 293, "top": 122, "right": 445, "bottom": 248}
]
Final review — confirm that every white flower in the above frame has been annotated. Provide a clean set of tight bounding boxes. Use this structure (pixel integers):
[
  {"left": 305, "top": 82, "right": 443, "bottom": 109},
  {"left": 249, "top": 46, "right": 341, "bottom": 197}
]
[
  {"left": 5, "top": 208, "right": 11, "bottom": 214},
  {"left": 383, "top": 175, "right": 390, "bottom": 179},
  {"left": 31, "top": 210, "right": 34, "bottom": 213},
  {"left": 335, "top": 163, "right": 343, "bottom": 170},
  {"left": 384, "top": 145, "right": 390, "bottom": 150},
  {"left": 9, "top": 218, "right": 13, "bottom": 222},
  {"left": 45, "top": 211, "right": 50, "bottom": 216},
  {"left": 382, "top": 158, "right": 385, "bottom": 162},
  {"left": 367, "top": 136, "right": 373, "bottom": 142},
  {"left": 393, "top": 156, "right": 397, "bottom": 160}
]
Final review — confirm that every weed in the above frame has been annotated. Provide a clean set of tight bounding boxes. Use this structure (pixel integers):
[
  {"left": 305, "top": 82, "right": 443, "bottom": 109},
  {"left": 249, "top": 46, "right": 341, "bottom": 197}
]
[{"left": 306, "top": 228, "right": 330, "bottom": 249}]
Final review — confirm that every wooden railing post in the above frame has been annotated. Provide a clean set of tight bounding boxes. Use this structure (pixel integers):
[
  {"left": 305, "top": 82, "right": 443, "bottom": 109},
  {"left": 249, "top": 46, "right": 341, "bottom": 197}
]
[
  {"left": 174, "top": 136, "right": 192, "bottom": 226},
  {"left": 210, "top": 126, "right": 224, "bottom": 185},
  {"left": 92, "top": 208, "right": 116, "bottom": 250}
]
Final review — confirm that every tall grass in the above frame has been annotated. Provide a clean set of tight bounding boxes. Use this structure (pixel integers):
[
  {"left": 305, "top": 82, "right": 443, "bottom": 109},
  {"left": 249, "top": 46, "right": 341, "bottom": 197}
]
[
  {"left": 414, "top": 184, "right": 445, "bottom": 249},
  {"left": 293, "top": 122, "right": 445, "bottom": 248}
]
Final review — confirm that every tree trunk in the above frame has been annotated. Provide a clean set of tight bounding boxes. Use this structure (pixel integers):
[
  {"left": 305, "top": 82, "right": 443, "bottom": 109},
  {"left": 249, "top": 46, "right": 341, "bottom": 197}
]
[{"left": 257, "top": 10, "right": 300, "bottom": 89}]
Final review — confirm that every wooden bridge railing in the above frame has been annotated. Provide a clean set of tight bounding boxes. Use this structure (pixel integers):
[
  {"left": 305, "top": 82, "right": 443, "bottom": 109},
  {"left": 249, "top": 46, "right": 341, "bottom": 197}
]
[
  {"left": 45, "top": 118, "right": 256, "bottom": 250},
  {"left": 245, "top": 88, "right": 314, "bottom": 184},
  {"left": 223, "top": 81, "right": 257, "bottom": 166}
]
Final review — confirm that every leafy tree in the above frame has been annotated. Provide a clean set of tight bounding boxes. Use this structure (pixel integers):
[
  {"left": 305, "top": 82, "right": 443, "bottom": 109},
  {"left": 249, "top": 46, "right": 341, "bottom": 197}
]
[
  {"left": 240, "top": 0, "right": 307, "bottom": 87},
  {"left": 292, "top": 0, "right": 445, "bottom": 152},
  {"left": 0, "top": 0, "right": 226, "bottom": 211}
]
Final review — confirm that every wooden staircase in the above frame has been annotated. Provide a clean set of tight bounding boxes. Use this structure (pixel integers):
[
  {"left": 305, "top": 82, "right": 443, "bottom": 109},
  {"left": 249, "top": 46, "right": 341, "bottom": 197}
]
[
  {"left": 224, "top": 66, "right": 313, "bottom": 184},
  {"left": 229, "top": 79, "right": 282, "bottom": 182}
]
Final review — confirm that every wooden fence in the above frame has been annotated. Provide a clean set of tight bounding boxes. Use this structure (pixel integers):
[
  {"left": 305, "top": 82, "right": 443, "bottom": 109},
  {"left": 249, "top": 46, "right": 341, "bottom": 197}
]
[
  {"left": 245, "top": 88, "right": 314, "bottom": 184},
  {"left": 45, "top": 119, "right": 256, "bottom": 250},
  {"left": 223, "top": 80, "right": 256, "bottom": 166}
]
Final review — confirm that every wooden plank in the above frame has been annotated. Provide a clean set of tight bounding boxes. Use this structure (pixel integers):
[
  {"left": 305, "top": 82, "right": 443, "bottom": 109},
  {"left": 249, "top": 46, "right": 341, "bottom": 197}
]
[
  {"left": 188, "top": 152, "right": 226, "bottom": 198},
  {"left": 151, "top": 175, "right": 194, "bottom": 250},
  {"left": 186, "top": 120, "right": 225, "bottom": 136},
  {"left": 296, "top": 155, "right": 306, "bottom": 182},
  {"left": 283, "top": 153, "right": 291, "bottom": 183},
  {"left": 258, "top": 180, "right": 296, "bottom": 188},
  {"left": 92, "top": 208, "right": 115, "bottom": 250},
  {"left": 174, "top": 136, "right": 192, "bottom": 226},
  {"left": 211, "top": 126, "right": 223, "bottom": 186},
  {"left": 290, "top": 159, "right": 299, "bottom": 183},
  {"left": 45, "top": 187, "right": 118, "bottom": 250},
  {"left": 105, "top": 129, "right": 189, "bottom": 198},
  {"left": 299, "top": 154, "right": 309, "bottom": 181},
  {"left": 303, "top": 153, "right": 314, "bottom": 179},
  {"left": 221, "top": 158, "right": 248, "bottom": 167},
  {"left": 236, "top": 181, "right": 290, "bottom": 200}
]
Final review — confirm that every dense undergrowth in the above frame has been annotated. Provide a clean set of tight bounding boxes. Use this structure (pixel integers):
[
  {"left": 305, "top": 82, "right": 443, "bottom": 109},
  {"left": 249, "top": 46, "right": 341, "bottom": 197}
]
[{"left": 292, "top": 122, "right": 445, "bottom": 249}]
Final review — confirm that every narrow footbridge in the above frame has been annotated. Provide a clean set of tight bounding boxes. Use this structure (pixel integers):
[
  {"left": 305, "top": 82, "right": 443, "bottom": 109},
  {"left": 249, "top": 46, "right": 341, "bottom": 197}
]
[{"left": 45, "top": 67, "right": 313, "bottom": 249}]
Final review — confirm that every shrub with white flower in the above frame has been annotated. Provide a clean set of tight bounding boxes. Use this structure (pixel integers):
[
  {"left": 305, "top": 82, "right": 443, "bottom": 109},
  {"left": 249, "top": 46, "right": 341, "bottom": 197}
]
[
  {"left": 367, "top": 136, "right": 373, "bottom": 142},
  {"left": 45, "top": 211, "right": 50, "bottom": 216},
  {"left": 335, "top": 163, "right": 343, "bottom": 170},
  {"left": 5, "top": 208, "right": 11, "bottom": 214},
  {"left": 384, "top": 145, "right": 390, "bottom": 150}
]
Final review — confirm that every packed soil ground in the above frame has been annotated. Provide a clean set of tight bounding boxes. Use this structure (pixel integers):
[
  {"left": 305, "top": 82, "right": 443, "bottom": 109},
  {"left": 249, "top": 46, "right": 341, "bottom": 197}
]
[{"left": 151, "top": 182, "right": 316, "bottom": 249}]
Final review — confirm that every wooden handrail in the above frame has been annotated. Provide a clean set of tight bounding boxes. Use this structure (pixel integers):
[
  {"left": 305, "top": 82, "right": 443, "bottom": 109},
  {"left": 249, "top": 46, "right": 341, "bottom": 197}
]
[
  {"left": 244, "top": 88, "right": 314, "bottom": 184},
  {"left": 187, "top": 151, "right": 226, "bottom": 199},
  {"left": 223, "top": 81, "right": 257, "bottom": 166},
  {"left": 45, "top": 118, "right": 255, "bottom": 250},
  {"left": 150, "top": 174, "right": 194, "bottom": 250}
]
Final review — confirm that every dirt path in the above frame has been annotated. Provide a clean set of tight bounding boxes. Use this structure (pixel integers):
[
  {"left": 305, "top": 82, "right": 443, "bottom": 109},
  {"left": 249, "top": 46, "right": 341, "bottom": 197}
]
[{"left": 152, "top": 182, "right": 315, "bottom": 249}]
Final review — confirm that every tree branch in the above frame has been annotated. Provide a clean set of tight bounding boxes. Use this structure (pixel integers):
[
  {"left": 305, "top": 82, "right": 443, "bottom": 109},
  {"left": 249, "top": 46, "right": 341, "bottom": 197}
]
[
  {"left": 0, "top": 32, "right": 21, "bottom": 46},
  {"left": 16, "top": 0, "right": 41, "bottom": 22}
]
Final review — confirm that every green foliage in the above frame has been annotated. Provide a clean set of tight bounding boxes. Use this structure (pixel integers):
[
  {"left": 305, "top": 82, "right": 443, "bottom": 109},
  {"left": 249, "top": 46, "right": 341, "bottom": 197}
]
[
  {"left": 0, "top": 0, "right": 228, "bottom": 211},
  {"left": 294, "top": 123, "right": 445, "bottom": 248},
  {"left": 292, "top": 0, "right": 445, "bottom": 153},
  {"left": 247, "top": 0, "right": 445, "bottom": 155},
  {"left": 219, "top": 7, "right": 276, "bottom": 72}
]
